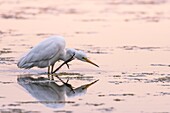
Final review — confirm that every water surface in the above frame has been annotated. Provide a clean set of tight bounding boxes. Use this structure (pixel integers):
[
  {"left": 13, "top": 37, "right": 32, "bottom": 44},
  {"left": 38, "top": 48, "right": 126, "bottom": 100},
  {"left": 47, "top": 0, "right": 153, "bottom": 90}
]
[{"left": 0, "top": 0, "right": 170, "bottom": 113}]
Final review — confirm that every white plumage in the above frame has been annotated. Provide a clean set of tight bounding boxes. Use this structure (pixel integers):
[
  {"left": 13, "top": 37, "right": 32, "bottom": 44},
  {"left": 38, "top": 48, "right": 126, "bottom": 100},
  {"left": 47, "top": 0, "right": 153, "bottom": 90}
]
[
  {"left": 18, "top": 36, "right": 65, "bottom": 69},
  {"left": 17, "top": 36, "right": 98, "bottom": 73}
]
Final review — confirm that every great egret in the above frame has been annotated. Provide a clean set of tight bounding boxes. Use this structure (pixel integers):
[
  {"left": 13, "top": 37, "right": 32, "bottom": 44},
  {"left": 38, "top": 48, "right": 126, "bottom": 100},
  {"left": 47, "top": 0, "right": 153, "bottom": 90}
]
[{"left": 17, "top": 36, "right": 99, "bottom": 74}]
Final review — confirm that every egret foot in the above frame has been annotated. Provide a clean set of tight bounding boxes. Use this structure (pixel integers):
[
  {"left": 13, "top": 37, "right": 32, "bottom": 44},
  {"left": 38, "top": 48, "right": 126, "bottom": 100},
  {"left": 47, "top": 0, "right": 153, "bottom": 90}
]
[{"left": 52, "top": 53, "right": 75, "bottom": 74}]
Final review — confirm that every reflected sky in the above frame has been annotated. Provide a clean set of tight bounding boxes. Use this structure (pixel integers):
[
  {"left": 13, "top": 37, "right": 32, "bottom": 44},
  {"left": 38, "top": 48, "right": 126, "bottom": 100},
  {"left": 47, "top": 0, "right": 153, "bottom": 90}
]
[{"left": 0, "top": 0, "right": 170, "bottom": 113}]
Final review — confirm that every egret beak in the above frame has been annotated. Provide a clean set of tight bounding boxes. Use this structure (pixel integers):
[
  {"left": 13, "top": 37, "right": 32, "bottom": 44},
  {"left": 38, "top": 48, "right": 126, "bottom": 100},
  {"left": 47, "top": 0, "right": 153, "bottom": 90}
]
[
  {"left": 83, "top": 57, "right": 99, "bottom": 67},
  {"left": 83, "top": 79, "right": 99, "bottom": 89}
]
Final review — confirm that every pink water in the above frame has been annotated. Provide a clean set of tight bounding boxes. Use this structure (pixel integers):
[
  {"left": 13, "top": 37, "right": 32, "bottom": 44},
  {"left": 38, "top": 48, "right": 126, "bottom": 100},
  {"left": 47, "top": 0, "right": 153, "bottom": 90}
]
[{"left": 0, "top": 0, "right": 170, "bottom": 113}]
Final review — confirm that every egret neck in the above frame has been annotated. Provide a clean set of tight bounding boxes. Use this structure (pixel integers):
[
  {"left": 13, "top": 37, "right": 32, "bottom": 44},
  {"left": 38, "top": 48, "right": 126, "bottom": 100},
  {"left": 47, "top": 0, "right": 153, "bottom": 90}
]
[
  {"left": 60, "top": 48, "right": 99, "bottom": 67},
  {"left": 60, "top": 48, "right": 76, "bottom": 62}
]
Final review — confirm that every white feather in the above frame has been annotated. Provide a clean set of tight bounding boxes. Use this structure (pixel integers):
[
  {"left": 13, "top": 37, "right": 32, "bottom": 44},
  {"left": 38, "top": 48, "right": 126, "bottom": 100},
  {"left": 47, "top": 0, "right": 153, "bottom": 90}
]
[{"left": 17, "top": 36, "right": 65, "bottom": 68}]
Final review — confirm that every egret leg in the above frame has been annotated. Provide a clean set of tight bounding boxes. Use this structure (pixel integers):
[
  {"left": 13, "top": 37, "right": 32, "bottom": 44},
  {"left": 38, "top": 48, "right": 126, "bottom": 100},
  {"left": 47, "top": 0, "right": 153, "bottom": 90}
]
[
  {"left": 53, "top": 53, "right": 75, "bottom": 73},
  {"left": 51, "top": 64, "right": 54, "bottom": 80},
  {"left": 51, "top": 54, "right": 75, "bottom": 93},
  {"left": 47, "top": 66, "right": 50, "bottom": 79}
]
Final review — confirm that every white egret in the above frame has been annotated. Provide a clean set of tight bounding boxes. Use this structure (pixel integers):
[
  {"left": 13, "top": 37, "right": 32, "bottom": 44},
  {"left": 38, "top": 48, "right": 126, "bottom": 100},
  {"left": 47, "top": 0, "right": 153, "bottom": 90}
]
[{"left": 17, "top": 36, "right": 99, "bottom": 74}]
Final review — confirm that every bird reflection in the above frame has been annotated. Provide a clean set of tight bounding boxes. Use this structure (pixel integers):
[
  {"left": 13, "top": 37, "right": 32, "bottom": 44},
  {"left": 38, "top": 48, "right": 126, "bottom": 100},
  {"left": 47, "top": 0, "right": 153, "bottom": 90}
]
[{"left": 17, "top": 75, "right": 98, "bottom": 108}]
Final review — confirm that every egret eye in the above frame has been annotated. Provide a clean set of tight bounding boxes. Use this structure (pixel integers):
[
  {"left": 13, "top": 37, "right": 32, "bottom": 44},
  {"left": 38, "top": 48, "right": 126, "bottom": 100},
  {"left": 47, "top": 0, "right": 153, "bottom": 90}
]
[{"left": 81, "top": 57, "right": 87, "bottom": 61}]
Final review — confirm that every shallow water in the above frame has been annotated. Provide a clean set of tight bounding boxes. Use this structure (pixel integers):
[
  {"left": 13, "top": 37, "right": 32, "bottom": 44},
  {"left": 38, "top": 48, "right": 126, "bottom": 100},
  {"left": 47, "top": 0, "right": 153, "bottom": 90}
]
[{"left": 0, "top": 0, "right": 170, "bottom": 113}]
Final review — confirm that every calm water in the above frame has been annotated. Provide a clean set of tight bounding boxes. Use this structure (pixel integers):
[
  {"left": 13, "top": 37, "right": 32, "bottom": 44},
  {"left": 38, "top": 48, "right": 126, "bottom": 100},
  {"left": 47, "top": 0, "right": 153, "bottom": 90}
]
[{"left": 0, "top": 0, "right": 170, "bottom": 113}]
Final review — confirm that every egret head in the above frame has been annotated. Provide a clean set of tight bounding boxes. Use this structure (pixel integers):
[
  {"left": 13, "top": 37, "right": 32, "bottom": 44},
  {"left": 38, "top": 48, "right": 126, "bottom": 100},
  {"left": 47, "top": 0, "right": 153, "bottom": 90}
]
[
  {"left": 66, "top": 48, "right": 99, "bottom": 67},
  {"left": 75, "top": 50, "right": 99, "bottom": 67}
]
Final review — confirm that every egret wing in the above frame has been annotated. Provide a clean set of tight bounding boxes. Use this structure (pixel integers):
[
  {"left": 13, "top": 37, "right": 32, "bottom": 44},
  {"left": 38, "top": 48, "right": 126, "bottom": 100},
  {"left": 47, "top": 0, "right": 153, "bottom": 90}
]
[
  {"left": 28, "top": 42, "right": 60, "bottom": 62},
  {"left": 18, "top": 37, "right": 65, "bottom": 68}
]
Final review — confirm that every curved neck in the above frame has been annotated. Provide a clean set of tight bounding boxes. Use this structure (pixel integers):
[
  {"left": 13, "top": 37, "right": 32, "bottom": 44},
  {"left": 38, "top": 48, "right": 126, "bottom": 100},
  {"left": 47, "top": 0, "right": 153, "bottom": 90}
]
[{"left": 60, "top": 48, "right": 77, "bottom": 61}]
